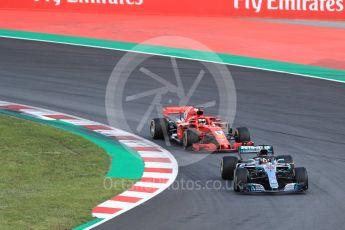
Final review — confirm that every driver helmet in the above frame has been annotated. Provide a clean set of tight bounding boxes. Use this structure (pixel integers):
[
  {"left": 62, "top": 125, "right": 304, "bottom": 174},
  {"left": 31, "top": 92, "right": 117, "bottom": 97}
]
[
  {"left": 198, "top": 118, "right": 207, "bottom": 125},
  {"left": 258, "top": 149, "right": 268, "bottom": 157},
  {"left": 261, "top": 158, "right": 269, "bottom": 164}
]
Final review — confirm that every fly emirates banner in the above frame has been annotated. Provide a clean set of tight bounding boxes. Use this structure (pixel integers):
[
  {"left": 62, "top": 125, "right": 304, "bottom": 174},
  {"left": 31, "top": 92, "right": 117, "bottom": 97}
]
[{"left": 0, "top": 0, "right": 344, "bottom": 19}]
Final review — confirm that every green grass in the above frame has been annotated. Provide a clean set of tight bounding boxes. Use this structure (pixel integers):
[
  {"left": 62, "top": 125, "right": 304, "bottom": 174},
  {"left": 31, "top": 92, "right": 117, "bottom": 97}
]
[{"left": 0, "top": 114, "right": 136, "bottom": 230}]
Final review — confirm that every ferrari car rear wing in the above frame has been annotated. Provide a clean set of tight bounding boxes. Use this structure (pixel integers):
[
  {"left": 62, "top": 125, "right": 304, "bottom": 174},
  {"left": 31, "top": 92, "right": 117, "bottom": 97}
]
[{"left": 162, "top": 106, "right": 193, "bottom": 117}]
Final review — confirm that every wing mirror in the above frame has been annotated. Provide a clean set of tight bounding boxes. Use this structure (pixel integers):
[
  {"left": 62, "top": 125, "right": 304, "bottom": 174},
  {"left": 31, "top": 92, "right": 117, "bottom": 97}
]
[{"left": 277, "top": 159, "right": 285, "bottom": 164}]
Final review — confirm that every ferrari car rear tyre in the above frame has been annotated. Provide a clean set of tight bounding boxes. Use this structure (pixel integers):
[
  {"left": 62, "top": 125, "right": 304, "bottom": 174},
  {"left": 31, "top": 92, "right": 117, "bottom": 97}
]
[
  {"left": 234, "top": 168, "right": 248, "bottom": 192},
  {"left": 276, "top": 155, "right": 293, "bottom": 164},
  {"left": 221, "top": 156, "right": 238, "bottom": 180},
  {"left": 183, "top": 128, "right": 200, "bottom": 149},
  {"left": 235, "top": 127, "right": 251, "bottom": 143},
  {"left": 295, "top": 167, "right": 308, "bottom": 191},
  {"left": 150, "top": 118, "right": 168, "bottom": 140}
]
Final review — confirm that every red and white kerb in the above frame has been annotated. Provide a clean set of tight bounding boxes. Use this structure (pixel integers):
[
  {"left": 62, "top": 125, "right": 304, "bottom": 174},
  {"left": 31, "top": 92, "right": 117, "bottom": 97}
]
[{"left": 0, "top": 101, "right": 178, "bottom": 221}]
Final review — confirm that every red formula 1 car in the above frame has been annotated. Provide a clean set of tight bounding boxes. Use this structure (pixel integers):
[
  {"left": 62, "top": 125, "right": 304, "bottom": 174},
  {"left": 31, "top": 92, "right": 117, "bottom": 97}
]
[{"left": 149, "top": 106, "right": 254, "bottom": 152}]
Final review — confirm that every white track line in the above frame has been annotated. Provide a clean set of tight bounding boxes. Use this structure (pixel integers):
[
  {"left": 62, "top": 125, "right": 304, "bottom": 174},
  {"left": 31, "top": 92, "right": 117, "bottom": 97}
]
[{"left": 0, "top": 35, "right": 343, "bottom": 84}]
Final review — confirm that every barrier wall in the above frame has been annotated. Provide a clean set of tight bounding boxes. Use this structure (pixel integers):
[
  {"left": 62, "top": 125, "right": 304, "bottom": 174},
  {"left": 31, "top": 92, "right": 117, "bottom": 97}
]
[{"left": 1, "top": 0, "right": 344, "bottom": 20}]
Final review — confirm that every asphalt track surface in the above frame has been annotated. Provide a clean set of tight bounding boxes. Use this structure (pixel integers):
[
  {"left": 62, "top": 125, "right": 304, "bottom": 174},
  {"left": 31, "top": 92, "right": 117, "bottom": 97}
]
[
  {"left": 261, "top": 19, "right": 345, "bottom": 29},
  {"left": 1, "top": 38, "right": 345, "bottom": 230}
]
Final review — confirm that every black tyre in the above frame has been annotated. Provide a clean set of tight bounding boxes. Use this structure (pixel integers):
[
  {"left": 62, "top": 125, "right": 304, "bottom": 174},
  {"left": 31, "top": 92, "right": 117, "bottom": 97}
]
[
  {"left": 221, "top": 156, "right": 238, "bottom": 180},
  {"left": 150, "top": 118, "right": 168, "bottom": 140},
  {"left": 276, "top": 155, "right": 294, "bottom": 164},
  {"left": 295, "top": 167, "right": 308, "bottom": 191},
  {"left": 235, "top": 127, "right": 251, "bottom": 143},
  {"left": 234, "top": 168, "right": 248, "bottom": 192},
  {"left": 183, "top": 128, "right": 200, "bottom": 149}
]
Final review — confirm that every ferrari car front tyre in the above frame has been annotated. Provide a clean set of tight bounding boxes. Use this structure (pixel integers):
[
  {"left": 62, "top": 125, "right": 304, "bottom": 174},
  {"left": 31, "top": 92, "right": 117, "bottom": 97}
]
[
  {"left": 221, "top": 156, "right": 238, "bottom": 180},
  {"left": 183, "top": 128, "right": 200, "bottom": 149},
  {"left": 150, "top": 118, "right": 168, "bottom": 140},
  {"left": 235, "top": 127, "right": 251, "bottom": 143}
]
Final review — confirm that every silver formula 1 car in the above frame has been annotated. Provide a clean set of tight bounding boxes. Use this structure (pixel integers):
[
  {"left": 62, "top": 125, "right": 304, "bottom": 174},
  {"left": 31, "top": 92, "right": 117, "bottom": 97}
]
[{"left": 220, "top": 145, "right": 308, "bottom": 193}]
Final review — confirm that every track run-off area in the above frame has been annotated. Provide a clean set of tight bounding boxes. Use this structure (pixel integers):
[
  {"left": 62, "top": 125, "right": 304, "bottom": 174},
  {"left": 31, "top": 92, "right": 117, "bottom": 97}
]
[{"left": 0, "top": 37, "right": 345, "bottom": 230}]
